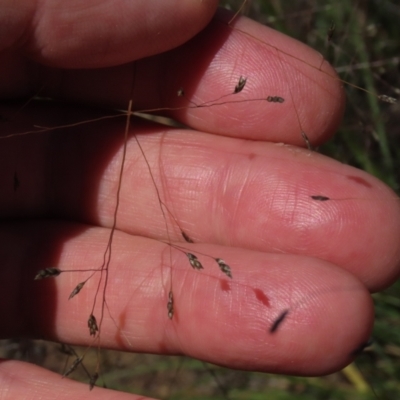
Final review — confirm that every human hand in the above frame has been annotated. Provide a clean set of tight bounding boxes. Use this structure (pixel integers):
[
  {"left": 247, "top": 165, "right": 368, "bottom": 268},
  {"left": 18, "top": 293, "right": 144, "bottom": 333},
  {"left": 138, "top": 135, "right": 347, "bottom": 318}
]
[{"left": 1, "top": 1, "right": 400, "bottom": 399}]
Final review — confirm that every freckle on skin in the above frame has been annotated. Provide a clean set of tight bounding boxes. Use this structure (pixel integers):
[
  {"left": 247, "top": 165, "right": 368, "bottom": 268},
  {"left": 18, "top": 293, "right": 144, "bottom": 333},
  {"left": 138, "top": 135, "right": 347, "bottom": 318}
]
[
  {"left": 253, "top": 288, "right": 270, "bottom": 307},
  {"left": 220, "top": 279, "right": 231, "bottom": 292}
]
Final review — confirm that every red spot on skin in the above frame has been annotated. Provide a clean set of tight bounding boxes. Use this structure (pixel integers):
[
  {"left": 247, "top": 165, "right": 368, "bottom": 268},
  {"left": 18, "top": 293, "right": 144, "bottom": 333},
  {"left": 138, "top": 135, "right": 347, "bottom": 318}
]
[
  {"left": 220, "top": 279, "right": 231, "bottom": 292},
  {"left": 347, "top": 175, "right": 372, "bottom": 188},
  {"left": 253, "top": 288, "right": 270, "bottom": 307},
  {"left": 248, "top": 153, "right": 256, "bottom": 160}
]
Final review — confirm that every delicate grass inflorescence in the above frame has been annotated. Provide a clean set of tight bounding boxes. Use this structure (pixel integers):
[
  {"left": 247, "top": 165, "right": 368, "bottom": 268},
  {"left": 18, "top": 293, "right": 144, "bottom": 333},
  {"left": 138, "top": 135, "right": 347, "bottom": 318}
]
[{"left": 1, "top": 1, "right": 400, "bottom": 399}]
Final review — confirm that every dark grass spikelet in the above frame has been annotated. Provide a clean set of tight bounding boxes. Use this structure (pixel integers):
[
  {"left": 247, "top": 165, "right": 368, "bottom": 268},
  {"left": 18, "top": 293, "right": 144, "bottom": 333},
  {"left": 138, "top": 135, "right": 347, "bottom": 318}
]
[
  {"left": 59, "top": 343, "right": 74, "bottom": 356},
  {"left": 234, "top": 76, "right": 247, "bottom": 93},
  {"left": 167, "top": 290, "right": 174, "bottom": 319},
  {"left": 270, "top": 309, "right": 289, "bottom": 333},
  {"left": 69, "top": 282, "right": 85, "bottom": 300},
  {"left": 311, "top": 195, "right": 330, "bottom": 201},
  {"left": 88, "top": 314, "right": 99, "bottom": 336},
  {"left": 181, "top": 230, "right": 194, "bottom": 243},
  {"left": 63, "top": 356, "right": 83, "bottom": 377},
  {"left": 89, "top": 372, "right": 99, "bottom": 390},
  {"left": 34, "top": 267, "right": 61, "bottom": 280},
  {"left": 186, "top": 253, "right": 203, "bottom": 270},
  {"left": 266, "top": 96, "right": 285, "bottom": 103},
  {"left": 215, "top": 258, "right": 232, "bottom": 278}
]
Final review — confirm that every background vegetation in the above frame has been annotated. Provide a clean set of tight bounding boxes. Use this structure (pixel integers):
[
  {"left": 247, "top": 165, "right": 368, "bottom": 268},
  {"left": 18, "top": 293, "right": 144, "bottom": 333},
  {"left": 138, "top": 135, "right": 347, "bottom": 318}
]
[{"left": 1, "top": 1, "right": 399, "bottom": 399}]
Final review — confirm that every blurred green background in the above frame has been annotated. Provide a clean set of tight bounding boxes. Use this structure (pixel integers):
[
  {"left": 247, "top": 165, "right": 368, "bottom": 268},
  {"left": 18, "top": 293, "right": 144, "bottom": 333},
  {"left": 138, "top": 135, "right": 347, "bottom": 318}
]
[{"left": 1, "top": 1, "right": 400, "bottom": 399}]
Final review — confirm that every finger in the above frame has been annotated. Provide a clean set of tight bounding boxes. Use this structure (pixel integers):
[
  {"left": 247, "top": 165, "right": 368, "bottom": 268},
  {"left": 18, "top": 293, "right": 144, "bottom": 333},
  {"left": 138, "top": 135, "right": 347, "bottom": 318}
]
[
  {"left": 0, "top": 360, "right": 148, "bottom": 400},
  {"left": 28, "top": 10, "right": 344, "bottom": 145},
  {"left": 0, "top": 0, "right": 218, "bottom": 68},
  {"left": 3, "top": 221, "right": 373, "bottom": 376},
  {"left": 1, "top": 112, "right": 399, "bottom": 291}
]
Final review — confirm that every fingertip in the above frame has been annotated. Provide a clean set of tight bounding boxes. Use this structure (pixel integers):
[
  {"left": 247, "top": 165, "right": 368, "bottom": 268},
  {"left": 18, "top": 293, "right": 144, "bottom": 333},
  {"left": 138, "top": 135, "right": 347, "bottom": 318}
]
[
  {"left": 269, "top": 265, "right": 374, "bottom": 375},
  {"left": 159, "top": 10, "right": 345, "bottom": 145},
  {"left": 154, "top": 250, "right": 374, "bottom": 377},
  {"left": 218, "top": 8, "right": 346, "bottom": 146}
]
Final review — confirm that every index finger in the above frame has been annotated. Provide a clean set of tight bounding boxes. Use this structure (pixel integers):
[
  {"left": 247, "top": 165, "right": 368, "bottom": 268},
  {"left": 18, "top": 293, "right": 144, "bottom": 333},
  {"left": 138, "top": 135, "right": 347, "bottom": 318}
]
[{"left": 33, "top": 10, "right": 344, "bottom": 146}]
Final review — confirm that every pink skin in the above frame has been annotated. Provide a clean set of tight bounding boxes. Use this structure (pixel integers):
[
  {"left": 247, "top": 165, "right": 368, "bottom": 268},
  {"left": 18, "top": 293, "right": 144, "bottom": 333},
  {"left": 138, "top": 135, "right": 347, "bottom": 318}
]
[{"left": 1, "top": 1, "right": 400, "bottom": 399}]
